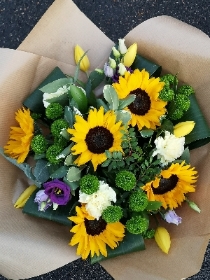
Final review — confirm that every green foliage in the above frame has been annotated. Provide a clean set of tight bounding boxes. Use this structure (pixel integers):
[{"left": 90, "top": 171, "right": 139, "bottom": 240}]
[
  {"left": 102, "top": 205, "right": 123, "bottom": 223},
  {"left": 103, "top": 85, "right": 119, "bottom": 110},
  {"left": 79, "top": 174, "right": 99, "bottom": 195},
  {"left": 126, "top": 216, "right": 149, "bottom": 234},
  {"left": 69, "top": 85, "right": 88, "bottom": 113}
]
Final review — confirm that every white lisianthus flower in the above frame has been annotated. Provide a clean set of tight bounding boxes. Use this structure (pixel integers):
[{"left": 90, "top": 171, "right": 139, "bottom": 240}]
[
  {"left": 118, "top": 38, "right": 127, "bottom": 54},
  {"left": 79, "top": 181, "right": 116, "bottom": 220},
  {"left": 43, "top": 85, "right": 70, "bottom": 108},
  {"left": 152, "top": 131, "right": 185, "bottom": 166}
]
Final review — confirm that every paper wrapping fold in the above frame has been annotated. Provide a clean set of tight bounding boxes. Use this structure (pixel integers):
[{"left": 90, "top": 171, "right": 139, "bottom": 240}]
[{"left": 1, "top": 0, "right": 210, "bottom": 279}]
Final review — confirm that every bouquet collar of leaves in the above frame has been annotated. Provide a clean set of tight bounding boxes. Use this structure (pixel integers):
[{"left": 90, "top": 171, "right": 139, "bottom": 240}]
[{"left": 1, "top": 38, "right": 210, "bottom": 262}]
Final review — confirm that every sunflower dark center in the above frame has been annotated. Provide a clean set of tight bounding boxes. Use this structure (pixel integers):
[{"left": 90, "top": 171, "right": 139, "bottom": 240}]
[
  {"left": 152, "top": 174, "right": 178, "bottom": 195},
  {"left": 84, "top": 217, "right": 107, "bottom": 236},
  {"left": 85, "top": 126, "right": 114, "bottom": 154},
  {"left": 128, "top": 89, "right": 151, "bottom": 115}
]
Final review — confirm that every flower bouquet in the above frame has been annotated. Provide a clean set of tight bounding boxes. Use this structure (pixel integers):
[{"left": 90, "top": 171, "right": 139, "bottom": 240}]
[{"left": 1, "top": 1, "right": 210, "bottom": 280}]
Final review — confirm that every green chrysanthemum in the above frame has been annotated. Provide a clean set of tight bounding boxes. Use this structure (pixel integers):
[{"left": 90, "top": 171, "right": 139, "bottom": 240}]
[
  {"left": 115, "top": 170, "right": 136, "bottom": 191},
  {"left": 129, "top": 190, "right": 148, "bottom": 212},
  {"left": 80, "top": 174, "right": 99, "bottom": 195},
  {"left": 102, "top": 206, "right": 123, "bottom": 223},
  {"left": 45, "top": 103, "right": 64, "bottom": 120},
  {"left": 126, "top": 216, "right": 149, "bottom": 234},
  {"left": 31, "top": 134, "right": 47, "bottom": 154}
]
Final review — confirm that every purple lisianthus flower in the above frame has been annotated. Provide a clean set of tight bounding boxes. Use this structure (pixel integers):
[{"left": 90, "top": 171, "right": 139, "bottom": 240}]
[
  {"left": 34, "top": 190, "right": 52, "bottom": 211},
  {"left": 43, "top": 179, "right": 71, "bottom": 205},
  {"left": 164, "top": 210, "right": 182, "bottom": 226}
]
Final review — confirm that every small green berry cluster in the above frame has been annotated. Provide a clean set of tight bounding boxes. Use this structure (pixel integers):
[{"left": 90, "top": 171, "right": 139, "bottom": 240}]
[
  {"left": 79, "top": 174, "right": 99, "bottom": 195},
  {"left": 115, "top": 170, "right": 136, "bottom": 191},
  {"left": 126, "top": 216, "right": 149, "bottom": 234},
  {"left": 129, "top": 190, "right": 148, "bottom": 212},
  {"left": 102, "top": 205, "right": 123, "bottom": 223},
  {"left": 159, "top": 74, "right": 194, "bottom": 120}
]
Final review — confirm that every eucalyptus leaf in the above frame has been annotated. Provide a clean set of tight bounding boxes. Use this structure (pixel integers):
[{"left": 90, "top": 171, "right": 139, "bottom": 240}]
[
  {"left": 33, "top": 159, "right": 50, "bottom": 183},
  {"left": 50, "top": 166, "right": 69, "bottom": 179},
  {"left": 116, "top": 110, "right": 131, "bottom": 125},
  {"left": 64, "top": 154, "right": 74, "bottom": 166},
  {"left": 118, "top": 94, "right": 135, "bottom": 110},
  {"left": 96, "top": 99, "right": 109, "bottom": 111},
  {"left": 67, "top": 166, "right": 81, "bottom": 182},
  {"left": 56, "top": 144, "right": 73, "bottom": 160},
  {"left": 39, "top": 78, "right": 72, "bottom": 93},
  {"left": 91, "top": 231, "right": 145, "bottom": 264},
  {"left": 103, "top": 85, "right": 119, "bottom": 110},
  {"left": 140, "top": 129, "right": 154, "bottom": 138}
]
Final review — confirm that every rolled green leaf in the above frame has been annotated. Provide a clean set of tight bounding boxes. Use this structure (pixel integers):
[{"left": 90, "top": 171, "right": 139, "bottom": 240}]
[
  {"left": 132, "top": 54, "right": 162, "bottom": 77},
  {"left": 90, "top": 231, "right": 145, "bottom": 264}
]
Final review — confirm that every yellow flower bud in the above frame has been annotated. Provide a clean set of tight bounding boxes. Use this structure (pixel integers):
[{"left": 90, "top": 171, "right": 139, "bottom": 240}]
[
  {"left": 74, "top": 44, "right": 90, "bottom": 72},
  {"left": 14, "top": 185, "right": 37, "bottom": 208},
  {"left": 123, "top": 43, "right": 137, "bottom": 67},
  {"left": 173, "top": 121, "right": 195, "bottom": 138},
  {"left": 154, "top": 226, "right": 171, "bottom": 254}
]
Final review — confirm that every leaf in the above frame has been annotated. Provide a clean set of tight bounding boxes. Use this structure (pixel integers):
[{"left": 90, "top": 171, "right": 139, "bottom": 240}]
[
  {"left": 179, "top": 147, "right": 190, "bottom": 164},
  {"left": 146, "top": 201, "right": 162, "bottom": 211},
  {"left": 23, "top": 67, "right": 66, "bottom": 114},
  {"left": 66, "top": 166, "right": 81, "bottom": 182},
  {"left": 88, "top": 70, "right": 105, "bottom": 90},
  {"left": 39, "top": 78, "right": 72, "bottom": 93},
  {"left": 132, "top": 54, "right": 162, "bottom": 77},
  {"left": 33, "top": 159, "right": 50, "bottom": 183},
  {"left": 118, "top": 94, "right": 135, "bottom": 110},
  {"left": 69, "top": 85, "right": 88, "bottom": 113},
  {"left": 44, "top": 93, "right": 69, "bottom": 107},
  {"left": 91, "top": 231, "right": 145, "bottom": 264},
  {"left": 116, "top": 110, "right": 131, "bottom": 125},
  {"left": 50, "top": 166, "right": 68, "bottom": 179},
  {"left": 64, "top": 106, "right": 75, "bottom": 127},
  {"left": 103, "top": 85, "right": 119, "bottom": 110},
  {"left": 96, "top": 99, "right": 109, "bottom": 111},
  {"left": 160, "top": 119, "right": 174, "bottom": 133},
  {"left": 140, "top": 129, "right": 154, "bottom": 138},
  {"left": 23, "top": 191, "right": 78, "bottom": 227},
  {"left": 179, "top": 94, "right": 210, "bottom": 149},
  {"left": 64, "top": 154, "right": 74, "bottom": 166}
]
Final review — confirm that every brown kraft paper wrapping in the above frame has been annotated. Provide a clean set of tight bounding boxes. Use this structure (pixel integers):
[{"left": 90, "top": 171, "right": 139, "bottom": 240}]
[{"left": 0, "top": 0, "right": 210, "bottom": 279}]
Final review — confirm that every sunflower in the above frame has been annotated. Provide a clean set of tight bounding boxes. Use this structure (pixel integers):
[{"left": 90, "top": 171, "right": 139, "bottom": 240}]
[
  {"left": 68, "top": 107, "right": 123, "bottom": 171},
  {"left": 141, "top": 161, "right": 198, "bottom": 209},
  {"left": 112, "top": 69, "right": 167, "bottom": 130},
  {"left": 68, "top": 205, "right": 125, "bottom": 259},
  {"left": 4, "top": 107, "right": 34, "bottom": 163}
]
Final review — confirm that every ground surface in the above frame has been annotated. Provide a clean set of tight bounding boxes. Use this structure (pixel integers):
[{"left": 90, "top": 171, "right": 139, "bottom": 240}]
[{"left": 0, "top": 0, "right": 210, "bottom": 279}]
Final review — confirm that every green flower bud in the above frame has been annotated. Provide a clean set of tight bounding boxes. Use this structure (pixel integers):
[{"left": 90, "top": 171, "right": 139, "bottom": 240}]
[
  {"left": 31, "top": 112, "right": 42, "bottom": 120},
  {"left": 159, "top": 88, "right": 174, "bottom": 101},
  {"left": 143, "top": 229, "right": 155, "bottom": 239},
  {"left": 178, "top": 85, "right": 195, "bottom": 96},
  {"left": 45, "top": 103, "right": 64, "bottom": 120},
  {"left": 109, "top": 57, "right": 117, "bottom": 69},
  {"left": 112, "top": 46, "right": 121, "bottom": 58},
  {"left": 126, "top": 216, "right": 149, "bottom": 234},
  {"left": 175, "top": 94, "right": 190, "bottom": 112},
  {"left": 170, "top": 108, "right": 184, "bottom": 120},
  {"left": 31, "top": 134, "right": 47, "bottom": 154},
  {"left": 115, "top": 170, "right": 136, "bottom": 191},
  {"left": 129, "top": 190, "right": 148, "bottom": 212},
  {"left": 80, "top": 174, "right": 99, "bottom": 195},
  {"left": 161, "top": 74, "right": 178, "bottom": 85},
  {"left": 102, "top": 205, "right": 123, "bottom": 223},
  {"left": 46, "top": 144, "right": 64, "bottom": 164},
  {"left": 51, "top": 119, "right": 69, "bottom": 138},
  {"left": 118, "top": 63, "right": 127, "bottom": 76}
]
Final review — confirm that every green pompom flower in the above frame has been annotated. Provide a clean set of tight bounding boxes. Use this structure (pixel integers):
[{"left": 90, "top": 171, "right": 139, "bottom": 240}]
[
  {"left": 170, "top": 108, "right": 184, "bottom": 120},
  {"left": 143, "top": 229, "right": 155, "bottom": 239},
  {"left": 80, "top": 174, "right": 99, "bottom": 195},
  {"left": 126, "top": 216, "right": 149, "bottom": 234},
  {"left": 31, "top": 134, "right": 47, "bottom": 154},
  {"left": 129, "top": 190, "right": 148, "bottom": 212},
  {"left": 159, "top": 88, "right": 174, "bottom": 102},
  {"left": 175, "top": 94, "right": 190, "bottom": 111},
  {"left": 102, "top": 206, "right": 123, "bottom": 223},
  {"left": 178, "top": 85, "right": 194, "bottom": 96},
  {"left": 115, "top": 170, "right": 136, "bottom": 191},
  {"left": 45, "top": 103, "right": 64, "bottom": 120},
  {"left": 31, "top": 112, "right": 42, "bottom": 120},
  {"left": 51, "top": 119, "right": 69, "bottom": 138},
  {"left": 46, "top": 143, "right": 64, "bottom": 164}
]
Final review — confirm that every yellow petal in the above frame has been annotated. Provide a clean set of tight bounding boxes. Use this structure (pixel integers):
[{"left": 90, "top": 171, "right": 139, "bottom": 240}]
[
  {"left": 14, "top": 185, "right": 37, "bottom": 208},
  {"left": 123, "top": 43, "right": 137, "bottom": 67},
  {"left": 74, "top": 45, "right": 90, "bottom": 72},
  {"left": 173, "top": 121, "right": 195, "bottom": 137},
  {"left": 154, "top": 227, "right": 171, "bottom": 254}
]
